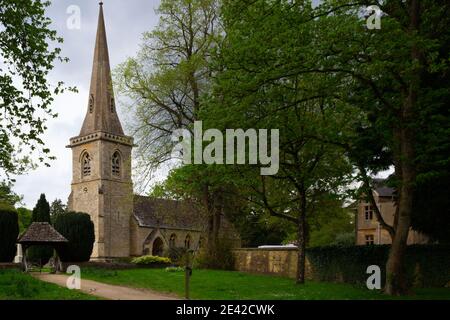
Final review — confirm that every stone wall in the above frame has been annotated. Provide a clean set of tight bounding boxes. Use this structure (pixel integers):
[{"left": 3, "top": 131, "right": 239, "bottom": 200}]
[{"left": 232, "top": 248, "right": 311, "bottom": 279}]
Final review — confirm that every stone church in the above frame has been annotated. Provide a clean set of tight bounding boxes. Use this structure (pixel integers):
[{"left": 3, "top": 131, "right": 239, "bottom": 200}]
[{"left": 67, "top": 4, "right": 239, "bottom": 260}]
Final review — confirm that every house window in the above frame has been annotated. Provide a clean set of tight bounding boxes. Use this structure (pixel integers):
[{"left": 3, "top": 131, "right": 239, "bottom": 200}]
[
  {"left": 364, "top": 205, "right": 374, "bottom": 221},
  {"left": 82, "top": 153, "right": 91, "bottom": 177},
  {"left": 169, "top": 234, "right": 176, "bottom": 248},
  {"left": 185, "top": 235, "right": 191, "bottom": 249},
  {"left": 112, "top": 151, "right": 121, "bottom": 176},
  {"left": 365, "top": 234, "right": 375, "bottom": 245}
]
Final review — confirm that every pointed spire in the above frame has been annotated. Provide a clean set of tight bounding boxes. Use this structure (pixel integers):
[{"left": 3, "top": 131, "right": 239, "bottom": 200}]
[{"left": 80, "top": 2, "right": 124, "bottom": 136}]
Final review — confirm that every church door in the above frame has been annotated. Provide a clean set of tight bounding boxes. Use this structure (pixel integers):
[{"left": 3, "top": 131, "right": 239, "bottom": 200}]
[{"left": 152, "top": 237, "right": 164, "bottom": 256}]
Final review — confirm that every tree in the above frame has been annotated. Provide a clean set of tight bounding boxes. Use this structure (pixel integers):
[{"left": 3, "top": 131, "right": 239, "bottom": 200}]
[
  {"left": 17, "top": 207, "right": 32, "bottom": 234},
  {"left": 307, "top": 0, "right": 450, "bottom": 295},
  {"left": 50, "top": 199, "right": 66, "bottom": 224},
  {"left": 201, "top": 1, "right": 355, "bottom": 283},
  {"left": 219, "top": 0, "right": 449, "bottom": 294},
  {"left": 116, "top": 0, "right": 229, "bottom": 258},
  {"left": 115, "top": 0, "right": 221, "bottom": 177},
  {"left": 0, "top": 203, "right": 19, "bottom": 262},
  {"left": 0, "top": 0, "right": 73, "bottom": 179},
  {"left": 0, "top": 181, "right": 22, "bottom": 206},
  {"left": 27, "top": 194, "right": 53, "bottom": 264},
  {"left": 54, "top": 212, "right": 95, "bottom": 262}
]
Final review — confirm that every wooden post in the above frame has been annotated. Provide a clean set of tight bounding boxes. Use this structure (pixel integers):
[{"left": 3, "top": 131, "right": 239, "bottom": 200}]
[
  {"left": 22, "top": 246, "right": 28, "bottom": 272},
  {"left": 185, "top": 249, "right": 194, "bottom": 300}
]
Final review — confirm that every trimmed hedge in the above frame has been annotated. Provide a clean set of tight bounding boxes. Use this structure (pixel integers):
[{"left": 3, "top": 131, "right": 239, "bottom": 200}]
[
  {"left": 307, "top": 244, "right": 450, "bottom": 288},
  {"left": 0, "top": 204, "right": 19, "bottom": 262},
  {"left": 54, "top": 212, "right": 95, "bottom": 262}
]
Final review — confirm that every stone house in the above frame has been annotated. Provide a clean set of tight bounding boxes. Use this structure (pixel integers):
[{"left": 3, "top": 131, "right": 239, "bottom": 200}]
[{"left": 354, "top": 179, "right": 429, "bottom": 245}]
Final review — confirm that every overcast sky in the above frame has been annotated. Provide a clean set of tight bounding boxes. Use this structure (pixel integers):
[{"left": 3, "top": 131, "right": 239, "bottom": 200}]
[{"left": 13, "top": 0, "right": 161, "bottom": 208}]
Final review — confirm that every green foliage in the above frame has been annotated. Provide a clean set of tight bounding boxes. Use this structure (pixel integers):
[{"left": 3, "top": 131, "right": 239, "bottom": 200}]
[
  {"left": 232, "top": 212, "right": 293, "bottom": 247},
  {"left": 0, "top": 203, "right": 19, "bottom": 262},
  {"left": 0, "top": 182, "right": 22, "bottom": 206},
  {"left": 0, "top": 0, "right": 74, "bottom": 178},
  {"left": 27, "top": 194, "right": 53, "bottom": 264},
  {"left": 195, "top": 239, "right": 235, "bottom": 270},
  {"left": 307, "top": 245, "right": 450, "bottom": 288},
  {"left": 53, "top": 212, "right": 95, "bottom": 262},
  {"left": 307, "top": 199, "right": 355, "bottom": 247},
  {"left": 17, "top": 207, "right": 32, "bottom": 234},
  {"left": 131, "top": 255, "right": 172, "bottom": 265},
  {"left": 49, "top": 199, "right": 66, "bottom": 224},
  {"left": 165, "top": 266, "right": 184, "bottom": 272}
]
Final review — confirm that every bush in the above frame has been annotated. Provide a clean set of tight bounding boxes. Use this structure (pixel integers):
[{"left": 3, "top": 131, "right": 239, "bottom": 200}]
[
  {"left": 54, "top": 212, "right": 95, "bottom": 262},
  {"left": 131, "top": 255, "right": 171, "bottom": 265},
  {"left": 306, "top": 244, "right": 450, "bottom": 288},
  {"left": 0, "top": 204, "right": 19, "bottom": 262},
  {"left": 165, "top": 266, "right": 185, "bottom": 272},
  {"left": 195, "top": 238, "right": 235, "bottom": 270}
]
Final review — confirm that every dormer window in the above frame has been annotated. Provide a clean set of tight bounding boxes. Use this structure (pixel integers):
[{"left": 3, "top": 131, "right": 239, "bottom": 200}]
[
  {"left": 82, "top": 152, "right": 91, "bottom": 177},
  {"left": 112, "top": 151, "right": 121, "bottom": 176}
]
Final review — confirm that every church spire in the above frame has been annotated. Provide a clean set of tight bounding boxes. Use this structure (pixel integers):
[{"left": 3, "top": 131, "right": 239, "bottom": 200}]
[{"left": 79, "top": 2, "right": 124, "bottom": 136}]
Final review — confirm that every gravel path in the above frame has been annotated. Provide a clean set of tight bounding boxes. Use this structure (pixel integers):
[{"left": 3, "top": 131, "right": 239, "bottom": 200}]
[{"left": 32, "top": 273, "right": 179, "bottom": 300}]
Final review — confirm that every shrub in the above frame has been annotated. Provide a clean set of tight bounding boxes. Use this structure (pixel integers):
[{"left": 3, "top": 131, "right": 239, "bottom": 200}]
[
  {"left": 0, "top": 204, "right": 19, "bottom": 262},
  {"left": 54, "top": 212, "right": 95, "bottom": 262},
  {"left": 165, "top": 266, "right": 185, "bottom": 272},
  {"left": 195, "top": 238, "right": 235, "bottom": 270},
  {"left": 306, "top": 244, "right": 450, "bottom": 288},
  {"left": 131, "top": 255, "right": 171, "bottom": 265}
]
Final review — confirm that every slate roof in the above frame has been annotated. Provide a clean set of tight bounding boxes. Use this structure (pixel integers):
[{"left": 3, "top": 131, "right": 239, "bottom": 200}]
[
  {"left": 133, "top": 196, "right": 204, "bottom": 231},
  {"left": 18, "top": 222, "right": 68, "bottom": 244},
  {"left": 373, "top": 178, "right": 395, "bottom": 197}
]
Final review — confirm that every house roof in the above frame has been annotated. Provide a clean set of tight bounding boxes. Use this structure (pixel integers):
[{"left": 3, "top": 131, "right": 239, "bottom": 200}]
[
  {"left": 133, "top": 196, "right": 204, "bottom": 231},
  {"left": 373, "top": 178, "right": 395, "bottom": 197},
  {"left": 375, "top": 186, "right": 395, "bottom": 197},
  {"left": 18, "top": 222, "right": 68, "bottom": 244}
]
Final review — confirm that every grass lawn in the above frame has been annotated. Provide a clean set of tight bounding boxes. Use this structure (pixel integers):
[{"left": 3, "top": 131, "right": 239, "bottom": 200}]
[
  {"left": 0, "top": 269, "right": 97, "bottom": 300},
  {"left": 81, "top": 268, "right": 450, "bottom": 300}
]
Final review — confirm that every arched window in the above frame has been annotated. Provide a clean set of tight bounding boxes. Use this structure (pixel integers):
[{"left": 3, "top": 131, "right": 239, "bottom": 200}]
[
  {"left": 169, "top": 234, "right": 177, "bottom": 248},
  {"left": 112, "top": 151, "right": 121, "bottom": 176},
  {"left": 82, "top": 152, "right": 91, "bottom": 177},
  {"left": 184, "top": 234, "right": 191, "bottom": 249}
]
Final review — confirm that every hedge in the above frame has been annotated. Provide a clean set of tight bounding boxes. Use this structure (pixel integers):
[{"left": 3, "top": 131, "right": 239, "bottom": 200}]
[
  {"left": 131, "top": 255, "right": 172, "bottom": 265},
  {"left": 0, "top": 204, "right": 19, "bottom": 262},
  {"left": 306, "top": 244, "right": 450, "bottom": 288},
  {"left": 54, "top": 212, "right": 95, "bottom": 262}
]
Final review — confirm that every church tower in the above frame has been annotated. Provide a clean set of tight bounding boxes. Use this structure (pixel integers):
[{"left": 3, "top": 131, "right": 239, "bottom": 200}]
[{"left": 67, "top": 3, "right": 133, "bottom": 259}]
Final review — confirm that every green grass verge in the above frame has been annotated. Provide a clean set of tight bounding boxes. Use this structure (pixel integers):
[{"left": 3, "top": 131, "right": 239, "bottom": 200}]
[
  {"left": 0, "top": 269, "right": 98, "bottom": 300},
  {"left": 81, "top": 268, "right": 450, "bottom": 300}
]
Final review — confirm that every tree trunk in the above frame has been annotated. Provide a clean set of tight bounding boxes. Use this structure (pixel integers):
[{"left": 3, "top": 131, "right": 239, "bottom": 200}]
[
  {"left": 385, "top": 0, "right": 420, "bottom": 296},
  {"left": 296, "top": 192, "right": 307, "bottom": 284}
]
